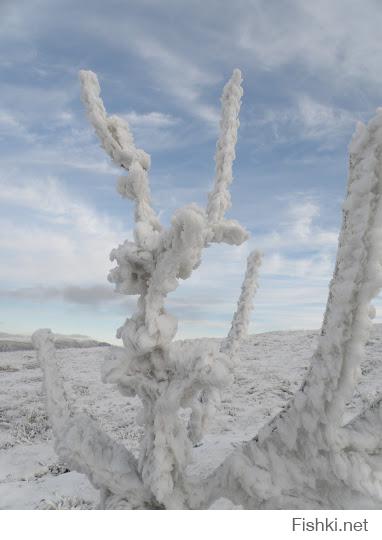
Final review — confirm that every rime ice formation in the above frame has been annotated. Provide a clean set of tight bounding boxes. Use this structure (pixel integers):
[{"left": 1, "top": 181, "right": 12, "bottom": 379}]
[
  {"left": 207, "top": 69, "right": 243, "bottom": 224},
  {"left": 222, "top": 250, "right": 262, "bottom": 359},
  {"left": 33, "top": 71, "right": 382, "bottom": 510},
  {"left": 34, "top": 69, "right": 259, "bottom": 509}
]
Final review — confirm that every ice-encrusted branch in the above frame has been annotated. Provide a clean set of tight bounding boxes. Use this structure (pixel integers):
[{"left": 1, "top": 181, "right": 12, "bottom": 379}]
[
  {"left": 187, "top": 250, "right": 261, "bottom": 451},
  {"left": 296, "top": 114, "right": 382, "bottom": 435},
  {"left": 32, "top": 329, "right": 149, "bottom": 508},
  {"left": 207, "top": 69, "right": 243, "bottom": 223},
  {"left": 79, "top": 70, "right": 150, "bottom": 172},
  {"left": 79, "top": 70, "right": 161, "bottom": 233},
  {"left": 222, "top": 250, "right": 262, "bottom": 359},
  {"left": 206, "top": 69, "right": 248, "bottom": 247}
]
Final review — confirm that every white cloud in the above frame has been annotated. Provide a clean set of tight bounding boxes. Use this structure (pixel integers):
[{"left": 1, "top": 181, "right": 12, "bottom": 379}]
[
  {"left": 0, "top": 111, "right": 117, "bottom": 174},
  {"left": 250, "top": 198, "right": 338, "bottom": 255},
  {"left": 0, "top": 110, "right": 21, "bottom": 129},
  {"left": 76, "top": 12, "right": 222, "bottom": 126},
  {"left": 121, "top": 111, "right": 183, "bottom": 152},
  {"left": 296, "top": 96, "right": 358, "bottom": 141},
  {"left": 287, "top": 199, "right": 319, "bottom": 241},
  {"left": 0, "top": 109, "right": 35, "bottom": 142},
  {"left": 254, "top": 97, "right": 359, "bottom": 147},
  {"left": 238, "top": 0, "right": 382, "bottom": 88},
  {"left": 130, "top": 38, "right": 220, "bottom": 125},
  {"left": 125, "top": 111, "right": 178, "bottom": 128},
  {"left": 247, "top": 197, "right": 338, "bottom": 331},
  {"left": 0, "top": 176, "right": 129, "bottom": 286},
  {"left": 1, "top": 80, "right": 77, "bottom": 124}
]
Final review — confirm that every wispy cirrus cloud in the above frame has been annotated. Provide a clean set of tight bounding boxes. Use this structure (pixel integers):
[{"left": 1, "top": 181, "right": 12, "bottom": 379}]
[
  {"left": 131, "top": 39, "right": 221, "bottom": 125},
  {"left": 238, "top": 0, "right": 382, "bottom": 88},
  {"left": 122, "top": 110, "right": 183, "bottom": 151},
  {"left": 125, "top": 111, "right": 179, "bottom": 127},
  {"left": 0, "top": 175, "right": 128, "bottom": 286},
  {"left": 0, "top": 109, "right": 35, "bottom": 142},
  {"left": 249, "top": 96, "right": 359, "bottom": 149}
]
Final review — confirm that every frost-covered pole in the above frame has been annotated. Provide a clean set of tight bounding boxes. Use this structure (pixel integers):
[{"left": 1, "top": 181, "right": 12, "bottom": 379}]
[
  {"left": 187, "top": 249, "right": 261, "bottom": 447},
  {"left": 79, "top": 69, "right": 250, "bottom": 508},
  {"left": 222, "top": 250, "right": 262, "bottom": 359}
]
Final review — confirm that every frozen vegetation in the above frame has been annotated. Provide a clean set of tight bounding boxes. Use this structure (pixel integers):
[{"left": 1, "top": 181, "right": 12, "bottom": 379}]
[{"left": 8, "top": 69, "right": 382, "bottom": 509}]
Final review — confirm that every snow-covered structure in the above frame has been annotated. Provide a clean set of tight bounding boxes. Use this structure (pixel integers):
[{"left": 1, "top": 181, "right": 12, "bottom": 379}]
[
  {"left": 33, "top": 69, "right": 261, "bottom": 509},
  {"left": 33, "top": 71, "right": 382, "bottom": 509}
]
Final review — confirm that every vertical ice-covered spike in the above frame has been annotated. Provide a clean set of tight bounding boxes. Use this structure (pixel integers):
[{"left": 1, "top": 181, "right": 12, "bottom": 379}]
[
  {"left": 221, "top": 250, "right": 261, "bottom": 359},
  {"left": 306, "top": 111, "right": 382, "bottom": 428},
  {"left": 207, "top": 69, "right": 243, "bottom": 223},
  {"left": 32, "top": 329, "right": 72, "bottom": 430}
]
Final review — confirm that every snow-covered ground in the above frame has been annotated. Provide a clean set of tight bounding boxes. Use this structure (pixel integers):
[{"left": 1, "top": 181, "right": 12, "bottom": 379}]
[{"left": 1, "top": 326, "right": 382, "bottom": 509}]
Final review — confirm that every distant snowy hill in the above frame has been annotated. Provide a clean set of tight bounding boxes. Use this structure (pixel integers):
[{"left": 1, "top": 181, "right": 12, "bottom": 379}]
[{"left": 0, "top": 332, "right": 110, "bottom": 352}]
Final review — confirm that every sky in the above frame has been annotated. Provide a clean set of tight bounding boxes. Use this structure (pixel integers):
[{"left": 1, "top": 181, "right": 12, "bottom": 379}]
[{"left": 1, "top": 0, "right": 382, "bottom": 343}]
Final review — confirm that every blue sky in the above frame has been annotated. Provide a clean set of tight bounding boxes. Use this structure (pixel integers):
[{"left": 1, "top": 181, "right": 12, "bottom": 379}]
[{"left": 1, "top": 0, "right": 382, "bottom": 342}]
